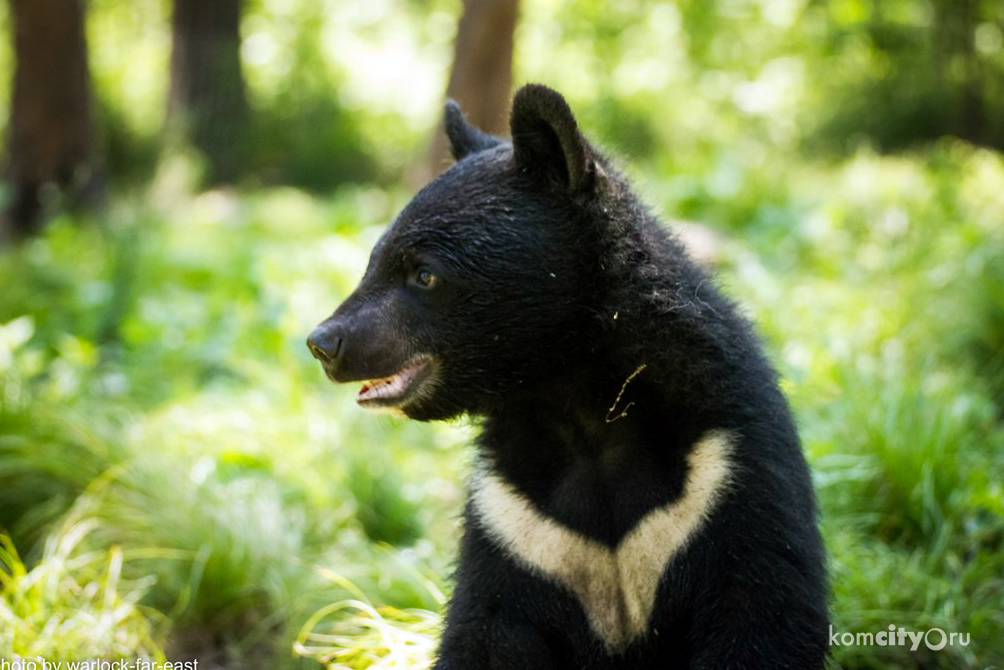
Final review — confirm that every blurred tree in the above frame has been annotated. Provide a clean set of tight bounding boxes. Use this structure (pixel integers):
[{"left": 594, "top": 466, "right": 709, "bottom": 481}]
[
  {"left": 168, "top": 0, "right": 248, "bottom": 184},
  {"left": 934, "top": 0, "right": 984, "bottom": 144},
  {"left": 809, "top": 0, "right": 1004, "bottom": 152},
  {"left": 1, "top": 0, "right": 100, "bottom": 241},
  {"left": 421, "top": 0, "right": 519, "bottom": 180}
]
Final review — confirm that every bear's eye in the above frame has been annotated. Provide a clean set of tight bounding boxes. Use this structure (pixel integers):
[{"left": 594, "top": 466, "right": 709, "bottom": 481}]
[{"left": 411, "top": 267, "right": 437, "bottom": 289}]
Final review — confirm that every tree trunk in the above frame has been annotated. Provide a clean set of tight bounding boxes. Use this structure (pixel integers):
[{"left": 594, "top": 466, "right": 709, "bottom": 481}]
[
  {"left": 420, "top": 0, "right": 519, "bottom": 182},
  {"left": 168, "top": 0, "right": 248, "bottom": 184},
  {"left": 1, "top": 0, "right": 99, "bottom": 241},
  {"left": 958, "top": 0, "right": 984, "bottom": 144}
]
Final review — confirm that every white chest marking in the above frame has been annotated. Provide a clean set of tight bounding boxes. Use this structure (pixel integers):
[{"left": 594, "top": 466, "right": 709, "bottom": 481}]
[{"left": 470, "top": 429, "right": 735, "bottom": 651}]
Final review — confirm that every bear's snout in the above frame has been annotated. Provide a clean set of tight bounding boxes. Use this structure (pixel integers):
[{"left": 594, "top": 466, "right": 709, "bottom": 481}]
[{"left": 308, "top": 298, "right": 415, "bottom": 387}]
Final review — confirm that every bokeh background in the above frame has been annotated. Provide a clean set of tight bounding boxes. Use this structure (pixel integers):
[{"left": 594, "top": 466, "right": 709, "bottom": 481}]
[{"left": 1, "top": 0, "right": 1003, "bottom": 667}]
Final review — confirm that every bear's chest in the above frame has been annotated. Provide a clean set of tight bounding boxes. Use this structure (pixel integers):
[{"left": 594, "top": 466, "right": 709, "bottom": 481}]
[{"left": 470, "top": 429, "right": 735, "bottom": 651}]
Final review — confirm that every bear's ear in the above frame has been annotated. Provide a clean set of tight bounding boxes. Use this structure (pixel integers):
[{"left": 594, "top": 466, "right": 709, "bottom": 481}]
[
  {"left": 510, "top": 84, "right": 595, "bottom": 195},
  {"left": 445, "top": 100, "right": 503, "bottom": 161}
]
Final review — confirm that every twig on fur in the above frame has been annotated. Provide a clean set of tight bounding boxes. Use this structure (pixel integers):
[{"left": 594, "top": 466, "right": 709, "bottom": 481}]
[{"left": 605, "top": 364, "right": 647, "bottom": 423}]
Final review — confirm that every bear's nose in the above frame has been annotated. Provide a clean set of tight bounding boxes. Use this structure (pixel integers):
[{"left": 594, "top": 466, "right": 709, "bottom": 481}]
[{"left": 307, "top": 323, "right": 343, "bottom": 367}]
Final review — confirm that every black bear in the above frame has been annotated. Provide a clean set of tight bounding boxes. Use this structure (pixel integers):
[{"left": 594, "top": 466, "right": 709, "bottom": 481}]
[{"left": 307, "top": 84, "right": 829, "bottom": 669}]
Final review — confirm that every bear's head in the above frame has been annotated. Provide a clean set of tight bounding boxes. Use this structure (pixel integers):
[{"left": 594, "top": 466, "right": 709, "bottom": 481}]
[{"left": 308, "top": 85, "right": 619, "bottom": 420}]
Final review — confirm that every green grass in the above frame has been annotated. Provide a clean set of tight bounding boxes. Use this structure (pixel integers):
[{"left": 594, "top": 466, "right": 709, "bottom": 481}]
[
  {"left": 0, "top": 180, "right": 465, "bottom": 667},
  {"left": 717, "top": 143, "right": 1004, "bottom": 668},
  {"left": 0, "top": 521, "right": 167, "bottom": 659},
  {"left": 294, "top": 565, "right": 442, "bottom": 670},
  {"left": 1, "top": 144, "right": 1003, "bottom": 667}
]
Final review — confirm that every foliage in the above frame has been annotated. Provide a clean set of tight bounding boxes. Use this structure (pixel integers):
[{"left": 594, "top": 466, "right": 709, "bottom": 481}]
[
  {"left": 0, "top": 179, "right": 464, "bottom": 667},
  {"left": 720, "top": 144, "right": 1004, "bottom": 668},
  {"left": 294, "top": 567, "right": 442, "bottom": 669},
  {"left": 0, "top": 521, "right": 167, "bottom": 659},
  {"left": 6, "top": 0, "right": 1002, "bottom": 192}
]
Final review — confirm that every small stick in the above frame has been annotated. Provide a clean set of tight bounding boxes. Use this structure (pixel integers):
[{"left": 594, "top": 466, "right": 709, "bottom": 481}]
[{"left": 605, "top": 363, "right": 647, "bottom": 423}]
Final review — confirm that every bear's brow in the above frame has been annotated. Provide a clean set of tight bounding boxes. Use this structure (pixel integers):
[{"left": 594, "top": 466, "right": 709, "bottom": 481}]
[{"left": 393, "top": 227, "right": 463, "bottom": 253}]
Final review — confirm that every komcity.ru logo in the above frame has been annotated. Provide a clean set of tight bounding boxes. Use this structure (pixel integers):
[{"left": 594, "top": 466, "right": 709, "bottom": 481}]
[{"left": 829, "top": 625, "right": 970, "bottom": 651}]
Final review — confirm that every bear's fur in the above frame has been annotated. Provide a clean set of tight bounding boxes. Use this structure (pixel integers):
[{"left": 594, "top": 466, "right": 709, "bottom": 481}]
[{"left": 308, "top": 84, "right": 829, "bottom": 669}]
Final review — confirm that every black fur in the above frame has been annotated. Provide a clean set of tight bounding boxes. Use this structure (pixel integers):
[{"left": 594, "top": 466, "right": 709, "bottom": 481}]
[{"left": 309, "top": 84, "right": 829, "bottom": 669}]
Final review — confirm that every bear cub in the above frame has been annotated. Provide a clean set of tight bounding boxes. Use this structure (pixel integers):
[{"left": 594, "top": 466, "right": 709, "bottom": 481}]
[{"left": 308, "top": 84, "right": 829, "bottom": 669}]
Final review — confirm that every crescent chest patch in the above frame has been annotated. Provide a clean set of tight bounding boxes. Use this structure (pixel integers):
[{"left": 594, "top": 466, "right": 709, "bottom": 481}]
[{"left": 470, "top": 429, "right": 736, "bottom": 651}]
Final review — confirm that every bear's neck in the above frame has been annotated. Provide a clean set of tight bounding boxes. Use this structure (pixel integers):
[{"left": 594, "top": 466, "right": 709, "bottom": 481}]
[
  {"left": 481, "top": 335, "right": 731, "bottom": 463},
  {"left": 475, "top": 234, "right": 786, "bottom": 501},
  {"left": 474, "top": 361, "right": 725, "bottom": 546}
]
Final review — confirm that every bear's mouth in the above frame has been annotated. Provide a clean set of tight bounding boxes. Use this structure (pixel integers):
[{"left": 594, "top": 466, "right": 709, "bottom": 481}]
[{"left": 356, "top": 356, "right": 434, "bottom": 408}]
